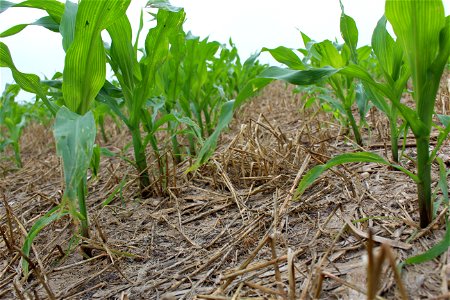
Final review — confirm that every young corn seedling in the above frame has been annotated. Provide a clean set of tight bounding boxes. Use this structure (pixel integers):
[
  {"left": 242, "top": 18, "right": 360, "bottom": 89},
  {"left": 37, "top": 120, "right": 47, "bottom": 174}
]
[
  {"left": 186, "top": 54, "right": 269, "bottom": 172},
  {"left": 385, "top": 0, "right": 450, "bottom": 227},
  {"left": 2, "top": 0, "right": 187, "bottom": 198},
  {"left": 151, "top": 30, "right": 266, "bottom": 172},
  {"left": 153, "top": 31, "right": 218, "bottom": 159},
  {"left": 398, "top": 155, "right": 450, "bottom": 269},
  {"left": 293, "top": 0, "right": 450, "bottom": 229},
  {"left": 1, "top": 0, "right": 131, "bottom": 274},
  {"left": 103, "top": 1, "right": 186, "bottom": 196},
  {"left": 366, "top": 16, "right": 411, "bottom": 162},
  {"left": 262, "top": 5, "right": 371, "bottom": 146},
  {"left": 245, "top": 0, "right": 449, "bottom": 229},
  {"left": 0, "top": 84, "right": 26, "bottom": 168}
]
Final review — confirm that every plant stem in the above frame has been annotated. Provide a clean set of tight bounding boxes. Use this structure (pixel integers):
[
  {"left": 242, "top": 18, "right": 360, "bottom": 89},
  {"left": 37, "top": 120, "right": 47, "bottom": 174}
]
[
  {"left": 389, "top": 111, "right": 399, "bottom": 163},
  {"left": 77, "top": 176, "right": 92, "bottom": 257},
  {"left": 416, "top": 136, "right": 432, "bottom": 228},
  {"left": 196, "top": 109, "right": 205, "bottom": 138},
  {"left": 13, "top": 142, "right": 22, "bottom": 168},
  {"left": 167, "top": 121, "right": 182, "bottom": 164},
  {"left": 131, "top": 128, "right": 151, "bottom": 198},
  {"left": 148, "top": 133, "right": 166, "bottom": 194},
  {"left": 187, "top": 134, "right": 196, "bottom": 156},
  {"left": 99, "top": 115, "right": 108, "bottom": 143},
  {"left": 203, "top": 108, "right": 213, "bottom": 136},
  {"left": 345, "top": 107, "right": 363, "bottom": 146},
  {"left": 171, "top": 135, "right": 182, "bottom": 164}
]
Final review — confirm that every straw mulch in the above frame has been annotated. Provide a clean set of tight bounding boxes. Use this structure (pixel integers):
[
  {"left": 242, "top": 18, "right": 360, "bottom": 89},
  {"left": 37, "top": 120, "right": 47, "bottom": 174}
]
[{"left": 0, "top": 75, "right": 449, "bottom": 299}]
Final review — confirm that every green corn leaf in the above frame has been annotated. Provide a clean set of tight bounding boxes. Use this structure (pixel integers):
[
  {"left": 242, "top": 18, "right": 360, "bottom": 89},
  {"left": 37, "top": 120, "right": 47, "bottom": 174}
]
[
  {"left": 364, "top": 82, "right": 390, "bottom": 115},
  {"left": 151, "top": 113, "right": 201, "bottom": 138},
  {"left": 259, "top": 66, "right": 339, "bottom": 86},
  {"left": 357, "top": 45, "right": 372, "bottom": 62},
  {"left": 386, "top": 0, "right": 449, "bottom": 131},
  {"left": 188, "top": 100, "right": 234, "bottom": 172},
  {"left": 0, "top": 1, "right": 15, "bottom": 14},
  {"left": 10, "top": 0, "right": 65, "bottom": 24},
  {"left": 312, "top": 40, "right": 344, "bottom": 68},
  {"left": 437, "top": 157, "right": 449, "bottom": 206},
  {"left": 53, "top": 107, "right": 96, "bottom": 209},
  {"left": 317, "top": 94, "right": 346, "bottom": 115},
  {"left": 89, "top": 144, "right": 100, "bottom": 178},
  {"left": 300, "top": 31, "right": 312, "bottom": 48},
  {"left": 243, "top": 51, "right": 260, "bottom": 69},
  {"left": 234, "top": 77, "right": 273, "bottom": 108},
  {"left": 41, "top": 79, "right": 62, "bottom": 89},
  {"left": 295, "top": 152, "right": 419, "bottom": 200},
  {"left": 435, "top": 16, "right": 450, "bottom": 69},
  {"left": 261, "top": 46, "right": 305, "bottom": 70},
  {"left": 96, "top": 89, "right": 129, "bottom": 128},
  {"left": 340, "top": 64, "right": 428, "bottom": 137},
  {"left": 437, "top": 114, "right": 450, "bottom": 127},
  {"left": 386, "top": 0, "right": 444, "bottom": 85},
  {"left": 372, "top": 16, "right": 403, "bottom": 82},
  {"left": 60, "top": 0, "right": 78, "bottom": 52},
  {"left": 0, "top": 16, "right": 59, "bottom": 38},
  {"left": 0, "top": 42, "right": 57, "bottom": 115},
  {"left": 62, "top": 0, "right": 130, "bottom": 114},
  {"left": 402, "top": 220, "right": 450, "bottom": 267},
  {"left": 133, "top": 9, "right": 144, "bottom": 53},
  {"left": 430, "top": 114, "right": 450, "bottom": 162},
  {"left": 134, "top": 8, "right": 185, "bottom": 120},
  {"left": 355, "top": 82, "right": 369, "bottom": 121},
  {"left": 107, "top": 14, "right": 135, "bottom": 103},
  {"left": 392, "top": 64, "right": 411, "bottom": 98},
  {"left": 339, "top": 64, "right": 393, "bottom": 98},
  {"left": 339, "top": 1, "right": 358, "bottom": 63},
  {"left": 22, "top": 207, "right": 68, "bottom": 276}
]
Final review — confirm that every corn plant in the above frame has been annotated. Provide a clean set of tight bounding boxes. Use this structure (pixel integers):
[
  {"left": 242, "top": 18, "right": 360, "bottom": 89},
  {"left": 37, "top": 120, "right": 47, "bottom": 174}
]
[
  {"left": 242, "top": 0, "right": 450, "bottom": 229},
  {"left": 292, "top": 0, "right": 450, "bottom": 229},
  {"left": 42, "top": 75, "right": 119, "bottom": 143},
  {"left": 385, "top": 0, "right": 450, "bottom": 227},
  {"left": 262, "top": 5, "right": 371, "bottom": 146},
  {"left": 102, "top": 1, "right": 185, "bottom": 196},
  {"left": 1, "top": 0, "right": 131, "bottom": 274},
  {"left": 152, "top": 31, "right": 220, "bottom": 158},
  {"left": 365, "top": 16, "right": 411, "bottom": 162},
  {"left": 399, "top": 155, "right": 450, "bottom": 269},
  {"left": 153, "top": 32, "right": 265, "bottom": 161},
  {"left": 0, "top": 84, "right": 26, "bottom": 168}
]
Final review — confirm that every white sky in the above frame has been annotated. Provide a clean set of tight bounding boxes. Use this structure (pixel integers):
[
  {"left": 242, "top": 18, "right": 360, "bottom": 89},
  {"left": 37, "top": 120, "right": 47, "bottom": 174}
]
[{"left": 1, "top": 0, "right": 449, "bottom": 101}]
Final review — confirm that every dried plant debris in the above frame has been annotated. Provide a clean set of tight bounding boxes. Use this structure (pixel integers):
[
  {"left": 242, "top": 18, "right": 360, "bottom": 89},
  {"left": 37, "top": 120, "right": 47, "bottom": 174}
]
[{"left": 1, "top": 77, "right": 450, "bottom": 299}]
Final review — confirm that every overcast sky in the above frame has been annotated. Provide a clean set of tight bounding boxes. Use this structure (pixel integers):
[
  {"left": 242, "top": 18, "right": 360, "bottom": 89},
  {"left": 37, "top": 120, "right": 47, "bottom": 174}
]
[{"left": 1, "top": 0, "right": 449, "bottom": 100}]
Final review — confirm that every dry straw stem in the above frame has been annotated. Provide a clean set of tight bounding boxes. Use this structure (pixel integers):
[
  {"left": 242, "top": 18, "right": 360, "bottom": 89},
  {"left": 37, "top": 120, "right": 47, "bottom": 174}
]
[
  {"left": 269, "top": 235, "right": 284, "bottom": 295},
  {"left": 366, "top": 230, "right": 408, "bottom": 300},
  {"left": 287, "top": 248, "right": 296, "bottom": 300},
  {"left": 212, "top": 153, "right": 313, "bottom": 296},
  {"left": 221, "top": 247, "right": 305, "bottom": 280},
  {"left": 13, "top": 246, "right": 56, "bottom": 300},
  {"left": 407, "top": 207, "right": 448, "bottom": 243},
  {"left": 344, "top": 217, "right": 412, "bottom": 250},
  {"left": 244, "top": 280, "right": 287, "bottom": 296},
  {"left": 318, "top": 271, "right": 380, "bottom": 299}
]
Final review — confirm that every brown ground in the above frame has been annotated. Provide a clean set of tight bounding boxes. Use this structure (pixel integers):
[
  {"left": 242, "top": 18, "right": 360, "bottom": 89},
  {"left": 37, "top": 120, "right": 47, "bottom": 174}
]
[{"left": 1, "top": 75, "right": 450, "bottom": 299}]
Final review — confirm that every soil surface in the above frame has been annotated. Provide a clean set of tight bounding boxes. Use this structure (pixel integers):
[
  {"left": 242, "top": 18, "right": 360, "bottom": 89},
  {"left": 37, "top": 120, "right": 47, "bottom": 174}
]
[{"left": 1, "top": 76, "right": 450, "bottom": 299}]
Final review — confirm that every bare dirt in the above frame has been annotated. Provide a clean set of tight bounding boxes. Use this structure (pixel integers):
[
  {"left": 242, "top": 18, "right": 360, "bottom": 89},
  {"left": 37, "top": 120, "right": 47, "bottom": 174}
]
[{"left": 1, "top": 76, "right": 450, "bottom": 299}]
